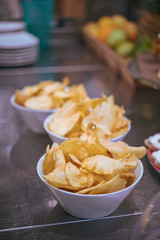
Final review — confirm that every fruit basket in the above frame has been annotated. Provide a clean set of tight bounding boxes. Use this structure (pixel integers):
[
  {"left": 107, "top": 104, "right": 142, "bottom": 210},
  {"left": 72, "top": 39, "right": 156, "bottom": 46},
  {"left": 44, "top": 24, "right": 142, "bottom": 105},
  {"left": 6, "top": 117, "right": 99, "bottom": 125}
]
[{"left": 82, "top": 28, "right": 135, "bottom": 88}]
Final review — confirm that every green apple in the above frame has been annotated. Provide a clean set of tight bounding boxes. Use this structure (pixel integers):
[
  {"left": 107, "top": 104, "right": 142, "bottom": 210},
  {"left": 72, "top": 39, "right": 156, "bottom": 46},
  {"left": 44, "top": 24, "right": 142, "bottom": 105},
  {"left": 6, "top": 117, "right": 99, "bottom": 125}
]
[
  {"left": 106, "top": 29, "right": 128, "bottom": 48},
  {"left": 115, "top": 41, "right": 135, "bottom": 57}
]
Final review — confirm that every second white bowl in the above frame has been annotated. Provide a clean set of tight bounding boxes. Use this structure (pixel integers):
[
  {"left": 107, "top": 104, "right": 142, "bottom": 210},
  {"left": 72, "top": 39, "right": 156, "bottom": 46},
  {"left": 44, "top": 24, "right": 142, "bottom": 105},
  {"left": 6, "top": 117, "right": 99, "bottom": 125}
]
[
  {"left": 43, "top": 113, "right": 131, "bottom": 143},
  {"left": 10, "top": 94, "right": 56, "bottom": 134}
]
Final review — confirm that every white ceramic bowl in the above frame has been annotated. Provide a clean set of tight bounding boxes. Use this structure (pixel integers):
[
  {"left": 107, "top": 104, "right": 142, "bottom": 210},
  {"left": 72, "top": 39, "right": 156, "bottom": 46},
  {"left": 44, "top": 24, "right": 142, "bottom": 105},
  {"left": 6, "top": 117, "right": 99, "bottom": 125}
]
[
  {"left": 37, "top": 154, "right": 143, "bottom": 219},
  {"left": 10, "top": 94, "right": 56, "bottom": 134},
  {"left": 43, "top": 113, "right": 131, "bottom": 144},
  {"left": 110, "top": 119, "right": 131, "bottom": 142},
  {"left": 43, "top": 114, "right": 67, "bottom": 144}
]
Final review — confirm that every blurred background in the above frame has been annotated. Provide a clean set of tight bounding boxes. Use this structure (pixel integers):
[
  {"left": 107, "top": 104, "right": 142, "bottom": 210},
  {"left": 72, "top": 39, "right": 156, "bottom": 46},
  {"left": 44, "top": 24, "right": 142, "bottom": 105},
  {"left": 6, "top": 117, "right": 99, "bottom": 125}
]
[
  {"left": 0, "top": 0, "right": 145, "bottom": 23},
  {"left": 0, "top": 0, "right": 160, "bottom": 88}
]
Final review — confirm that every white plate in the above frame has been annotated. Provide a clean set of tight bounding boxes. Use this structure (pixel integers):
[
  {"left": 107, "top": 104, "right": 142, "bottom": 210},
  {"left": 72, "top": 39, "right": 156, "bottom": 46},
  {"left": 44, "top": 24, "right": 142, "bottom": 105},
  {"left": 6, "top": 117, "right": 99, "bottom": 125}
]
[
  {"left": 0, "top": 55, "right": 38, "bottom": 64},
  {"left": 0, "top": 46, "right": 37, "bottom": 53},
  {"left": 0, "top": 31, "right": 39, "bottom": 49},
  {"left": 0, "top": 47, "right": 38, "bottom": 55},
  {"left": 0, "top": 57, "right": 38, "bottom": 66},
  {"left": 0, "top": 22, "right": 26, "bottom": 33},
  {"left": 0, "top": 50, "right": 38, "bottom": 60}
]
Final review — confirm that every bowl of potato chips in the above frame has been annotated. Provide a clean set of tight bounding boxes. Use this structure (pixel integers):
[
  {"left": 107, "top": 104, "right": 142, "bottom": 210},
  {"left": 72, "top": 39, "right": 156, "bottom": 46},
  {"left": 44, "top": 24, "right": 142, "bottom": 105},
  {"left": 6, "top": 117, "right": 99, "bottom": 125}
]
[
  {"left": 37, "top": 137, "right": 146, "bottom": 219},
  {"left": 10, "top": 94, "right": 55, "bottom": 134},
  {"left": 43, "top": 94, "right": 131, "bottom": 142},
  {"left": 10, "top": 78, "right": 87, "bottom": 134}
]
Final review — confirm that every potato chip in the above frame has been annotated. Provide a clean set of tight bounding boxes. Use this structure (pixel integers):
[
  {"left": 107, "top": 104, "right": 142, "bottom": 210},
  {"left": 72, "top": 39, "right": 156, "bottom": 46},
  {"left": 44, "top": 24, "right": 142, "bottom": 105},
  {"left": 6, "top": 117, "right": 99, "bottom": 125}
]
[
  {"left": 85, "top": 142, "right": 111, "bottom": 158},
  {"left": 49, "top": 111, "right": 83, "bottom": 136},
  {"left": 64, "top": 112, "right": 84, "bottom": 138},
  {"left": 113, "top": 159, "right": 125, "bottom": 172},
  {"left": 60, "top": 138, "right": 89, "bottom": 161},
  {"left": 69, "top": 154, "right": 82, "bottom": 165},
  {"left": 87, "top": 173, "right": 95, "bottom": 188},
  {"left": 80, "top": 123, "right": 105, "bottom": 144},
  {"left": 120, "top": 172, "right": 135, "bottom": 187},
  {"left": 99, "top": 139, "right": 130, "bottom": 158},
  {"left": 65, "top": 162, "right": 88, "bottom": 189},
  {"left": 25, "top": 95, "right": 53, "bottom": 110},
  {"left": 70, "top": 97, "right": 105, "bottom": 117},
  {"left": 44, "top": 163, "right": 69, "bottom": 188},
  {"left": 129, "top": 146, "right": 147, "bottom": 159},
  {"left": 69, "top": 84, "right": 87, "bottom": 102},
  {"left": 14, "top": 90, "right": 30, "bottom": 106},
  {"left": 42, "top": 143, "right": 59, "bottom": 175},
  {"left": 42, "top": 82, "right": 64, "bottom": 95},
  {"left": 89, "top": 175, "right": 127, "bottom": 194},
  {"left": 48, "top": 100, "right": 76, "bottom": 129},
  {"left": 123, "top": 155, "right": 139, "bottom": 172},
  {"left": 23, "top": 84, "right": 40, "bottom": 96},
  {"left": 82, "top": 101, "right": 116, "bottom": 136},
  {"left": 53, "top": 90, "right": 74, "bottom": 99},
  {"left": 76, "top": 181, "right": 105, "bottom": 194},
  {"left": 55, "top": 149, "right": 66, "bottom": 168},
  {"left": 81, "top": 155, "right": 114, "bottom": 175}
]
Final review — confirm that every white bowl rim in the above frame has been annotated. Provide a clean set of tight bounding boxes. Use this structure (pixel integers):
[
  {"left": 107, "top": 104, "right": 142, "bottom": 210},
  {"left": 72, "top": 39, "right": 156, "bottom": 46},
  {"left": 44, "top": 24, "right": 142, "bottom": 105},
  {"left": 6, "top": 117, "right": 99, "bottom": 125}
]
[
  {"left": 43, "top": 113, "right": 131, "bottom": 142},
  {"left": 43, "top": 113, "right": 68, "bottom": 141},
  {"left": 37, "top": 153, "right": 144, "bottom": 198},
  {"left": 10, "top": 94, "right": 56, "bottom": 113},
  {"left": 111, "top": 119, "right": 131, "bottom": 141}
]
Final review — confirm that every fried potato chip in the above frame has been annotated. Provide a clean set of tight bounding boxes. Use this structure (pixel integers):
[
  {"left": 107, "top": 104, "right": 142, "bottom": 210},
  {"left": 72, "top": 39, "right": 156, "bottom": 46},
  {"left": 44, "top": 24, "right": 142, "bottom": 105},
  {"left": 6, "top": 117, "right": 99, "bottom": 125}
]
[
  {"left": 23, "top": 84, "right": 40, "bottom": 96},
  {"left": 42, "top": 143, "right": 59, "bottom": 175},
  {"left": 98, "top": 139, "right": 130, "bottom": 158},
  {"left": 123, "top": 155, "right": 139, "bottom": 171},
  {"left": 69, "top": 154, "right": 82, "bottom": 165},
  {"left": 64, "top": 112, "right": 84, "bottom": 138},
  {"left": 80, "top": 123, "right": 105, "bottom": 144},
  {"left": 89, "top": 175, "right": 127, "bottom": 194},
  {"left": 49, "top": 111, "right": 83, "bottom": 136},
  {"left": 42, "top": 82, "right": 64, "bottom": 95},
  {"left": 48, "top": 100, "right": 76, "bottom": 129},
  {"left": 82, "top": 101, "right": 116, "bottom": 136},
  {"left": 120, "top": 172, "right": 135, "bottom": 187},
  {"left": 129, "top": 146, "right": 147, "bottom": 159},
  {"left": 44, "top": 163, "right": 69, "bottom": 188},
  {"left": 60, "top": 138, "right": 89, "bottom": 161},
  {"left": 81, "top": 155, "right": 114, "bottom": 175},
  {"left": 70, "top": 97, "right": 105, "bottom": 117},
  {"left": 76, "top": 181, "right": 105, "bottom": 194},
  {"left": 55, "top": 149, "right": 66, "bottom": 168},
  {"left": 65, "top": 162, "right": 88, "bottom": 189},
  {"left": 14, "top": 90, "right": 30, "bottom": 106},
  {"left": 113, "top": 159, "right": 125, "bottom": 172},
  {"left": 25, "top": 95, "right": 53, "bottom": 110},
  {"left": 53, "top": 90, "right": 74, "bottom": 99},
  {"left": 44, "top": 165, "right": 81, "bottom": 191},
  {"left": 85, "top": 142, "right": 111, "bottom": 158},
  {"left": 69, "top": 84, "right": 87, "bottom": 102}
]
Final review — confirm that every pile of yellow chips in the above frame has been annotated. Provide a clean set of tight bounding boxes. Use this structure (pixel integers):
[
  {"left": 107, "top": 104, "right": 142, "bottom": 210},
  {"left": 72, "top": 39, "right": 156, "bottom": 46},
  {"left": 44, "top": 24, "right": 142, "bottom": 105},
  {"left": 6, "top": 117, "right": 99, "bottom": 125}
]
[
  {"left": 43, "top": 135, "right": 146, "bottom": 194},
  {"left": 14, "top": 77, "right": 87, "bottom": 110},
  {"left": 48, "top": 93, "right": 130, "bottom": 139}
]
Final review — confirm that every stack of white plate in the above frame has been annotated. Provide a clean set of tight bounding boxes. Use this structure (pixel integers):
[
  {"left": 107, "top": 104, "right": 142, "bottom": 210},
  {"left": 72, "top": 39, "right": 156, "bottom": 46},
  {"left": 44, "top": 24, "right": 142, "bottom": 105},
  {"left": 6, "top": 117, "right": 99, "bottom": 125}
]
[
  {"left": 0, "top": 21, "right": 26, "bottom": 33},
  {"left": 0, "top": 22, "right": 39, "bottom": 67}
]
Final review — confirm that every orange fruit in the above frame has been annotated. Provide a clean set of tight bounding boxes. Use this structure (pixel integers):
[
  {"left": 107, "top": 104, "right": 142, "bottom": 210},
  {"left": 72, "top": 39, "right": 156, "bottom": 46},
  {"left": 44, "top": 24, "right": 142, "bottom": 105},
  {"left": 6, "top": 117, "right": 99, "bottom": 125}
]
[
  {"left": 98, "top": 16, "right": 113, "bottom": 28},
  {"left": 98, "top": 24, "right": 116, "bottom": 42}
]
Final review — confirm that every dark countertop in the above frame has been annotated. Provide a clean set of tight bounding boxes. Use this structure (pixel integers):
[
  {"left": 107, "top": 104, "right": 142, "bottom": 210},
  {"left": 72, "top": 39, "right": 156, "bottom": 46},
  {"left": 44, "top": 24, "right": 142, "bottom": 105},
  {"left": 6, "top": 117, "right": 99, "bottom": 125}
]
[{"left": 0, "top": 29, "right": 160, "bottom": 240}]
